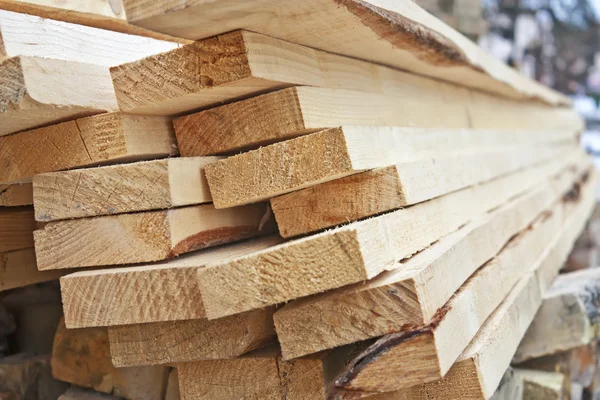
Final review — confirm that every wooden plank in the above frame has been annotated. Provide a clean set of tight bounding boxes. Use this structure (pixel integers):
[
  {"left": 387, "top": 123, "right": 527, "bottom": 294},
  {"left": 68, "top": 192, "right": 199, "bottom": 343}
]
[
  {"left": 0, "top": 0, "right": 190, "bottom": 42},
  {"left": 33, "top": 156, "right": 218, "bottom": 222},
  {"left": 51, "top": 317, "right": 169, "bottom": 399},
  {"left": 1, "top": 112, "right": 177, "bottom": 185},
  {"left": 197, "top": 153, "right": 588, "bottom": 320},
  {"left": 174, "top": 86, "right": 583, "bottom": 157},
  {"left": 271, "top": 146, "right": 565, "bottom": 238},
  {"left": 60, "top": 235, "right": 282, "bottom": 328},
  {"left": 273, "top": 154, "right": 583, "bottom": 359},
  {"left": 205, "top": 126, "right": 574, "bottom": 209},
  {"left": 0, "top": 183, "right": 32, "bottom": 206},
  {"left": 0, "top": 10, "right": 179, "bottom": 66},
  {"left": 0, "top": 56, "right": 118, "bottom": 136},
  {"left": 0, "top": 206, "right": 34, "bottom": 252},
  {"left": 107, "top": 307, "right": 277, "bottom": 367},
  {"left": 331, "top": 169, "right": 597, "bottom": 399},
  {"left": 514, "top": 268, "right": 600, "bottom": 363},
  {"left": 0, "top": 248, "right": 65, "bottom": 291},
  {"left": 119, "top": 0, "right": 568, "bottom": 105},
  {"left": 35, "top": 202, "right": 274, "bottom": 270}
]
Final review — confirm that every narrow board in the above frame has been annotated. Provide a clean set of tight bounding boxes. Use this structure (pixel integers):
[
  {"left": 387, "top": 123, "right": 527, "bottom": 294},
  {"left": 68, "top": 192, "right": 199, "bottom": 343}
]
[
  {"left": 0, "top": 248, "right": 65, "bottom": 291},
  {"left": 273, "top": 154, "right": 583, "bottom": 359},
  {"left": 0, "top": 183, "right": 32, "bottom": 206},
  {"left": 0, "top": 10, "right": 179, "bottom": 66},
  {"left": 119, "top": 0, "right": 567, "bottom": 105},
  {"left": 0, "top": 206, "right": 34, "bottom": 252},
  {"left": 108, "top": 307, "right": 277, "bottom": 367},
  {"left": 330, "top": 169, "right": 596, "bottom": 397},
  {"left": 174, "top": 86, "right": 582, "bottom": 157},
  {"left": 0, "top": 56, "right": 118, "bottom": 136},
  {"left": 271, "top": 146, "right": 565, "bottom": 238},
  {"left": 35, "top": 202, "right": 274, "bottom": 270},
  {"left": 33, "top": 156, "right": 219, "bottom": 221},
  {"left": 197, "top": 154, "right": 587, "bottom": 320},
  {"left": 514, "top": 268, "right": 600, "bottom": 363},
  {"left": 0, "top": 0, "right": 189, "bottom": 41},
  {"left": 205, "top": 126, "right": 574, "bottom": 209},
  {"left": 0, "top": 112, "right": 177, "bottom": 185},
  {"left": 60, "top": 235, "right": 283, "bottom": 328}
]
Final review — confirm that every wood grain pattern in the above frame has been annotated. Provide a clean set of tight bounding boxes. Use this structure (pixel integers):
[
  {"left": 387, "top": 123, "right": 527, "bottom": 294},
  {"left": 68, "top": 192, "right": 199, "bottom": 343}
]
[
  {"left": 0, "top": 248, "right": 65, "bottom": 291},
  {"left": 0, "top": 183, "right": 32, "bottom": 206},
  {"left": 0, "top": 9, "right": 179, "bottom": 66},
  {"left": 120, "top": 0, "right": 568, "bottom": 105},
  {"left": 273, "top": 155, "right": 581, "bottom": 359},
  {"left": 197, "top": 153, "right": 587, "bottom": 320},
  {"left": 1, "top": 112, "right": 176, "bottom": 185},
  {"left": 0, "top": 206, "right": 34, "bottom": 252},
  {"left": 0, "top": 56, "right": 118, "bottom": 136},
  {"left": 108, "top": 307, "right": 277, "bottom": 367},
  {"left": 33, "top": 156, "right": 217, "bottom": 221},
  {"left": 60, "top": 235, "right": 282, "bottom": 328},
  {"left": 174, "top": 86, "right": 582, "bottom": 156},
  {"left": 271, "top": 146, "right": 565, "bottom": 238},
  {"left": 205, "top": 126, "right": 574, "bottom": 209},
  {"left": 34, "top": 202, "right": 273, "bottom": 270}
]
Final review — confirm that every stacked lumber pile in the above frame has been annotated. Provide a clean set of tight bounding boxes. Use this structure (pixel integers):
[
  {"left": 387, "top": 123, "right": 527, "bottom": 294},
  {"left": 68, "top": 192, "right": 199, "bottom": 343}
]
[{"left": 1, "top": 0, "right": 598, "bottom": 399}]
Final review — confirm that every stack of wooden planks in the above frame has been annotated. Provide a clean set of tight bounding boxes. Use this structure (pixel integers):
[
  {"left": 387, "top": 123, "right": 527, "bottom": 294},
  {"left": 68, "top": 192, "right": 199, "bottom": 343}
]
[{"left": 0, "top": 0, "right": 597, "bottom": 399}]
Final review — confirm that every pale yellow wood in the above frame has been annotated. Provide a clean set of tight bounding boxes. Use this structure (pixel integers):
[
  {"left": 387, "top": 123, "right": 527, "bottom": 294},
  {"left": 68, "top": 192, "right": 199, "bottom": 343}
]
[
  {"left": 174, "top": 86, "right": 582, "bottom": 157},
  {"left": 493, "top": 369, "right": 567, "bottom": 400},
  {"left": 198, "top": 152, "right": 588, "bottom": 320},
  {"left": 514, "top": 268, "right": 600, "bottom": 363},
  {"left": 60, "top": 235, "right": 282, "bottom": 328},
  {"left": 0, "top": 248, "right": 65, "bottom": 291},
  {"left": 35, "top": 202, "right": 273, "bottom": 270},
  {"left": 1, "top": 112, "right": 177, "bottom": 185},
  {"left": 271, "top": 146, "right": 565, "bottom": 238},
  {"left": 0, "top": 56, "right": 118, "bottom": 136},
  {"left": 0, "top": 183, "right": 32, "bottom": 206},
  {"left": 33, "top": 156, "right": 219, "bottom": 221},
  {"left": 273, "top": 153, "right": 583, "bottom": 359},
  {"left": 205, "top": 126, "right": 574, "bottom": 209},
  {"left": 0, "top": 10, "right": 179, "bottom": 66},
  {"left": 0, "top": 206, "right": 34, "bottom": 252},
  {"left": 0, "top": 0, "right": 190, "bottom": 42},
  {"left": 107, "top": 307, "right": 276, "bottom": 367},
  {"left": 120, "top": 0, "right": 568, "bottom": 105}
]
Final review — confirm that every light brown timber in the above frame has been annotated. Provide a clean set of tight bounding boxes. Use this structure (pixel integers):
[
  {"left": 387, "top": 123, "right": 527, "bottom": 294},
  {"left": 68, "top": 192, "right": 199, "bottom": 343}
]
[
  {"left": 1, "top": 112, "right": 177, "bottom": 185},
  {"left": 174, "top": 86, "right": 582, "bottom": 157},
  {"left": 0, "top": 248, "right": 65, "bottom": 291},
  {"left": 108, "top": 307, "right": 277, "bottom": 367},
  {"left": 33, "top": 156, "right": 218, "bottom": 221},
  {"left": 35, "top": 202, "right": 274, "bottom": 270},
  {"left": 0, "top": 56, "right": 118, "bottom": 136},
  {"left": 205, "top": 125, "right": 574, "bottom": 209},
  {"left": 0, "top": 206, "right": 34, "bottom": 252},
  {"left": 0, "top": 183, "right": 32, "bottom": 206},
  {"left": 119, "top": 0, "right": 568, "bottom": 105}
]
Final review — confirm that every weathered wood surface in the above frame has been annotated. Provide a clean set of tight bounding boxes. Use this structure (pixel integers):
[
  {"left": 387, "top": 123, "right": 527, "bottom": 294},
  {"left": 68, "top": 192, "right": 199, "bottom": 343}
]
[
  {"left": 1, "top": 112, "right": 177, "bottom": 185},
  {"left": 493, "top": 368, "right": 567, "bottom": 400},
  {"left": 0, "top": 206, "right": 34, "bottom": 252},
  {"left": 120, "top": 0, "right": 568, "bottom": 105},
  {"left": 51, "top": 318, "right": 169, "bottom": 399},
  {"left": 0, "top": 183, "right": 32, "bottom": 206},
  {"left": 514, "top": 268, "right": 600, "bottom": 363},
  {"left": 0, "top": 0, "right": 189, "bottom": 42},
  {"left": 108, "top": 307, "right": 276, "bottom": 367},
  {"left": 0, "top": 9, "right": 179, "bottom": 66},
  {"left": 0, "top": 248, "right": 65, "bottom": 291},
  {"left": 35, "top": 202, "right": 274, "bottom": 270},
  {"left": 198, "top": 153, "right": 588, "bottom": 320},
  {"left": 33, "top": 156, "right": 217, "bottom": 221},
  {"left": 60, "top": 235, "right": 282, "bottom": 328},
  {"left": 273, "top": 156, "right": 583, "bottom": 359},
  {"left": 271, "top": 146, "right": 564, "bottom": 238},
  {"left": 0, "top": 353, "right": 68, "bottom": 400},
  {"left": 174, "top": 86, "right": 582, "bottom": 157},
  {"left": 0, "top": 56, "right": 118, "bottom": 136},
  {"left": 205, "top": 126, "right": 573, "bottom": 209}
]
